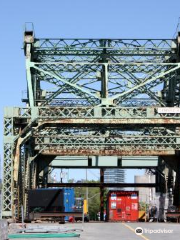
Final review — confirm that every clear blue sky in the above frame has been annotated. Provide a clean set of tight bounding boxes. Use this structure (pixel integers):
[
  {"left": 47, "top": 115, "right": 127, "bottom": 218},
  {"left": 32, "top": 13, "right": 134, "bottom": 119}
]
[{"left": 0, "top": 0, "right": 180, "bottom": 181}]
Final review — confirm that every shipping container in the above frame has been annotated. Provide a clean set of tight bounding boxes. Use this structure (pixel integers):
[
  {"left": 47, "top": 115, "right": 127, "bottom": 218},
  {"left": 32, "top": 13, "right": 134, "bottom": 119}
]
[
  {"left": 28, "top": 188, "right": 64, "bottom": 213},
  {"left": 64, "top": 188, "right": 75, "bottom": 221},
  {"left": 28, "top": 188, "right": 88, "bottom": 222},
  {"left": 106, "top": 191, "right": 139, "bottom": 222}
]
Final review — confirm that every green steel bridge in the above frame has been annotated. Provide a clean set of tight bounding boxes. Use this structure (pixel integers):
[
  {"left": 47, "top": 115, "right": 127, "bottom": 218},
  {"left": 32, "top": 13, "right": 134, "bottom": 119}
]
[{"left": 2, "top": 26, "right": 180, "bottom": 219}]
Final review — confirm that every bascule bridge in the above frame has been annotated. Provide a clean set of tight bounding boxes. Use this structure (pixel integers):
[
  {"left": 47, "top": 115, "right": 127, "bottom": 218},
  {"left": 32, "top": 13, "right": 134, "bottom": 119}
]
[{"left": 2, "top": 27, "right": 180, "bottom": 219}]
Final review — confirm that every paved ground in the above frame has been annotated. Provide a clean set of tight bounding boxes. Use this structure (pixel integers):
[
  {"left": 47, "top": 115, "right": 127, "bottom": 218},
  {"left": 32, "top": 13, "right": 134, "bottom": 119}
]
[
  {"left": 8, "top": 222, "right": 180, "bottom": 240},
  {"left": 80, "top": 222, "right": 180, "bottom": 240}
]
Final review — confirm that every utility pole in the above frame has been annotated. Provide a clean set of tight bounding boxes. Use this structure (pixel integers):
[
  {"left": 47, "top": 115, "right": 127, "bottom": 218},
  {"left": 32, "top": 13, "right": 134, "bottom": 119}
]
[
  {"left": 60, "top": 169, "right": 63, "bottom": 183},
  {"left": 86, "top": 169, "right": 88, "bottom": 213}
]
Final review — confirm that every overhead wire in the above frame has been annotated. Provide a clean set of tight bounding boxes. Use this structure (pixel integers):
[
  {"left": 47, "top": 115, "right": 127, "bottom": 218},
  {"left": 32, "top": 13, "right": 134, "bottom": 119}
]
[{"left": 87, "top": 169, "right": 99, "bottom": 179}]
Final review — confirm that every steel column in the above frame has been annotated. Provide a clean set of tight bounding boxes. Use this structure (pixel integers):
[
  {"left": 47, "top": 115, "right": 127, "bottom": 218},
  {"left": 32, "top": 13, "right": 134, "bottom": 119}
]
[{"left": 100, "top": 168, "right": 104, "bottom": 221}]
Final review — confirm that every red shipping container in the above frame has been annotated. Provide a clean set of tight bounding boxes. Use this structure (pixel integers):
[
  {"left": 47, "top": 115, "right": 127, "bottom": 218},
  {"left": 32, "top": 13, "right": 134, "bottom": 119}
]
[{"left": 107, "top": 191, "right": 139, "bottom": 222}]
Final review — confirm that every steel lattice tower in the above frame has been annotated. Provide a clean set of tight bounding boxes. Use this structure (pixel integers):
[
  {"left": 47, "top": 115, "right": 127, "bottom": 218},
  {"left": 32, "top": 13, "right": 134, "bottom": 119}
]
[{"left": 2, "top": 26, "right": 180, "bottom": 218}]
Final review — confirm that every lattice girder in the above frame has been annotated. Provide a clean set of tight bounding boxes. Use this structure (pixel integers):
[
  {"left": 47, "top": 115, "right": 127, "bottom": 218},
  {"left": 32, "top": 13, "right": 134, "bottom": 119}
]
[
  {"left": 2, "top": 30, "right": 180, "bottom": 218},
  {"left": 24, "top": 31, "right": 180, "bottom": 108}
]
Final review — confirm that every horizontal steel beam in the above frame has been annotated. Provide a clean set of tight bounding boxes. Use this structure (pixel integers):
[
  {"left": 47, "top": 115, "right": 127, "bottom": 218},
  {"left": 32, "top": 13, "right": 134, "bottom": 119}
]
[
  {"left": 34, "top": 50, "right": 173, "bottom": 56},
  {"left": 30, "top": 212, "right": 83, "bottom": 218},
  {"left": 47, "top": 182, "right": 157, "bottom": 188},
  {"left": 50, "top": 166, "right": 157, "bottom": 169},
  {"left": 50, "top": 156, "right": 158, "bottom": 168},
  {"left": 8, "top": 106, "right": 180, "bottom": 121},
  {"left": 32, "top": 39, "right": 175, "bottom": 58},
  {"left": 38, "top": 119, "right": 180, "bottom": 124},
  {"left": 40, "top": 148, "right": 175, "bottom": 156}
]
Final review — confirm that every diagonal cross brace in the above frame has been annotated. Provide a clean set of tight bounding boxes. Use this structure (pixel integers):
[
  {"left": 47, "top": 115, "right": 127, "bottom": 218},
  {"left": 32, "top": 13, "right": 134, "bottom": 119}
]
[
  {"left": 110, "top": 56, "right": 166, "bottom": 106},
  {"left": 32, "top": 64, "right": 101, "bottom": 101},
  {"left": 40, "top": 56, "right": 101, "bottom": 105},
  {"left": 41, "top": 68, "right": 98, "bottom": 105},
  {"left": 111, "top": 64, "right": 180, "bottom": 101}
]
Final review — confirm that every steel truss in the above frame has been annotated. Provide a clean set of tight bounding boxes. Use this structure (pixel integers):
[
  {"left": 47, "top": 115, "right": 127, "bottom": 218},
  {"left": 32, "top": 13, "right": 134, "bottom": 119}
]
[{"left": 2, "top": 28, "right": 180, "bottom": 218}]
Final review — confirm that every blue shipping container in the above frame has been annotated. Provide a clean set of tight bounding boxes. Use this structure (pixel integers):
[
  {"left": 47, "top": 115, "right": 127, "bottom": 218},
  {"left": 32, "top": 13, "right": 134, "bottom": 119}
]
[{"left": 63, "top": 188, "right": 75, "bottom": 221}]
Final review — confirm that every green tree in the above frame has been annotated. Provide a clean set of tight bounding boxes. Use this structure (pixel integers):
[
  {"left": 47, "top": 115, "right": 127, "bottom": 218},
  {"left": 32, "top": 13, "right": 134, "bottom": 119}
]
[{"left": 74, "top": 180, "right": 108, "bottom": 220}]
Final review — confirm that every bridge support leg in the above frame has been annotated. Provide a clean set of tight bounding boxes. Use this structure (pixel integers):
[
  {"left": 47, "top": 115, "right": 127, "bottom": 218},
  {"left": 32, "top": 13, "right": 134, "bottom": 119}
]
[
  {"left": 167, "top": 168, "right": 174, "bottom": 208},
  {"left": 174, "top": 162, "right": 180, "bottom": 210},
  {"left": 100, "top": 168, "right": 104, "bottom": 221},
  {"left": 2, "top": 143, "right": 14, "bottom": 218}
]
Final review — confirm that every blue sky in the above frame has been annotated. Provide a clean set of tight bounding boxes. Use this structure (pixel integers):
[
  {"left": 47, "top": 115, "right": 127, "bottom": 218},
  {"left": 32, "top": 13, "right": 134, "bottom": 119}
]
[{"left": 0, "top": 0, "right": 180, "bottom": 181}]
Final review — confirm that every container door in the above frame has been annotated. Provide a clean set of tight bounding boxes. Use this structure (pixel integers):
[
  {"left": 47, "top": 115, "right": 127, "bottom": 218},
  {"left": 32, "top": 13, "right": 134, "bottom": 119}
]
[
  {"left": 125, "top": 196, "right": 132, "bottom": 221},
  {"left": 116, "top": 196, "right": 125, "bottom": 221},
  {"left": 109, "top": 193, "right": 117, "bottom": 220},
  {"left": 121, "top": 196, "right": 127, "bottom": 221},
  {"left": 130, "top": 193, "right": 138, "bottom": 221}
]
